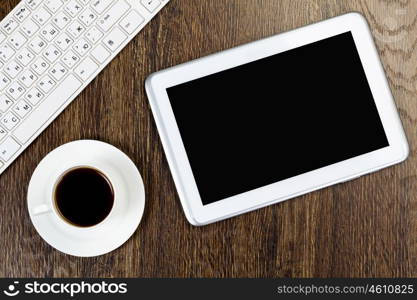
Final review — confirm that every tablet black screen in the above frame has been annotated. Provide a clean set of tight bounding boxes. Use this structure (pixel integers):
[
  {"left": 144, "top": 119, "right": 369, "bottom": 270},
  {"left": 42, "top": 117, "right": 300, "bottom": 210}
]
[{"left": 166, "top": 32, "right": 389, "bottom": 205}]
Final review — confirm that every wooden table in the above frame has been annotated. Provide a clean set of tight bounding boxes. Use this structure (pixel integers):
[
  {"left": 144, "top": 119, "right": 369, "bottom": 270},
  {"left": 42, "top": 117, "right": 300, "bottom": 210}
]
[{"left": 0, "top": 0, "right": 416, "bottom": 277}]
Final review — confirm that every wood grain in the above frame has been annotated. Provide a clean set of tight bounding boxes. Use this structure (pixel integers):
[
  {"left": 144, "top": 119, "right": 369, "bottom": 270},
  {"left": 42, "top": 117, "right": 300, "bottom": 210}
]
[{"left": 0, "top": 0, "right": 416, "bottom": 277}]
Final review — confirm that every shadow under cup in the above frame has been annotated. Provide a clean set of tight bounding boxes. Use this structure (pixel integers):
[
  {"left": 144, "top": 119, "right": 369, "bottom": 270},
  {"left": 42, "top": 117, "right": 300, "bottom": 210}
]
[{"left": 53, "top": 166, "right": 115, "bottom": 228}]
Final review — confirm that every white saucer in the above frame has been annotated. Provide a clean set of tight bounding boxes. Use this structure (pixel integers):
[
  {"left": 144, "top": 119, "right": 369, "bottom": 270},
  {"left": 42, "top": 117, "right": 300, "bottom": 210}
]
[{"left": 27, "top": 140, "right": 145, "bottom": 257}]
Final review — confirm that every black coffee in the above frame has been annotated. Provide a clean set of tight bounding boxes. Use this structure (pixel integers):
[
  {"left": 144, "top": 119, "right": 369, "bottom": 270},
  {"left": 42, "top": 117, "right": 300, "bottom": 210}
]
[{"left": 54, "top": 167, "right": 114, "bottom": 227}]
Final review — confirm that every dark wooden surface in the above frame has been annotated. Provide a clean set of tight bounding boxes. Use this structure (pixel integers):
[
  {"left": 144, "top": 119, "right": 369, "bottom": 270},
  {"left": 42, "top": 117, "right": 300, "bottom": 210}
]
[{"left": 0, "top": 0, "right": 416, "bottom": 277}]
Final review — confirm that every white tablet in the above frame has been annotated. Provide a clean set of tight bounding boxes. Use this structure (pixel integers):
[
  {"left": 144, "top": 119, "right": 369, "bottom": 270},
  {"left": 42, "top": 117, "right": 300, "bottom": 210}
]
[{"left": 145, "top": 13, "right": 409, "bottom": 226}]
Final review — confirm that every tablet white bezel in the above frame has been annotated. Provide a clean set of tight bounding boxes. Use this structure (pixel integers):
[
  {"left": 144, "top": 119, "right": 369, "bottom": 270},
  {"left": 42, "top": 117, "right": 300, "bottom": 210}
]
[{"left": 145, "top": 12, "right": 409, "bottom": 225}]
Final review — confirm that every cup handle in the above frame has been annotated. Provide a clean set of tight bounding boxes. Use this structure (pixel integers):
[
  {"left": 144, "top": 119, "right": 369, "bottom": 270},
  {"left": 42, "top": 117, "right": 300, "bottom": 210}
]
[{"left": 32, "top": 204, "right": 52, "bottom": 216}]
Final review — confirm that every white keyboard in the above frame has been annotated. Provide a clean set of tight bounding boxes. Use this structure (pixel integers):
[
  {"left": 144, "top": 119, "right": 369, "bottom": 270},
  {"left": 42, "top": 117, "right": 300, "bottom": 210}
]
[{"left": 0, "top": 0, "right": 169, "bottom": 175}]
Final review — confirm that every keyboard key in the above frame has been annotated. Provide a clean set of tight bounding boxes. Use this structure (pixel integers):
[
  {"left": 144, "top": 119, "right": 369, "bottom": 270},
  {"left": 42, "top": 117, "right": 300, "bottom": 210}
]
[
  {"left": 1, "top": 112, "right": 20, "bottom": 130},
  {"left": 103, "top": 27, "right": 127, "bottom": 51},
  {"left": 97, "top": 0, "right": 130, "bottom": 32},
  {"left": 45, "top": 0, "right": 63, "bottom": 13},
  {"left": 73, "top": 38, "right": 91, "bottom": 56},
  {"left": 16, "top": 48, "right": 35, "bottom": 66},
  {"left": 74, "top": 57, "right": 98, "bottom": 81},
  {"left": 120, "top": 10, "right": 144, "bottom": 34},
  {"left": 64, "top": 0, "right": 83, "bottom": 17},
  {"left": 85, "top": 26, "right": 103, "bottom": 44},
  {"left": 52, "top": 11, "right": 71, "bottom": 29},
  {"left": 79, "top": 8, "right": 97, "bottom": 26},
  {"left": 1, "top": 18, "right": 19, "bottom": 34},
  {"left": 26, "top": 0, "right": 42, "bottom": 10},
  {"left": 31, "top": 57, "right": 50, "bottom": 75},
  {"left": 32, "top": 7, "right": 51, "bottom": 25},
  {"left": 25, "top": 87, "right": 44, "bottom": 105},
  {"left": 0, "top": 127, "right": 6, "bottom": 141},
  {"left": 29, "top": 36, "right": 47, "bottom": 53},
  {"left": 67, "top": 21, "right": 85, "bottom": 38},
  {"left": 19, "top": 69, "right": 38, "bottom": 87},
  {"left": 14, "top": 6, "right": 31, "bottom": 22},
  {"left": 4, "top": 61, "right": 23, "bottom": 79},
  {"left": 21, "top": 18, "right": 40, "bottom": 37},
  {"left": 91, "top": 0, "right": 113, "bottom": 14},
  {"left": 14, "top": 75, "right": 82, "bottom": 143},
  {"left": 50, "top": 62, "right": 68, "bottom": 81},
  {"left": 6, "top": 82, "right": 26, "bottom": 100},
  {"left": 0, "top": 95, "right": 13, "bottom": 112},
  {"left": 43, "top": 45, "right": 61, "bottom": 63},
  {"left": 40, "top": 23, "right": 59, "bottom": 41},
  {"left": 141, "top": 0, "right": 161, "bottom": 12},
  {"left": 9, "top": 32, "right": 27, "bottom": 50},
  {"left": 0, "top": 137, "right": 21, "bottom": 161},
  {"left": 0, "top": 44, "right": 16, "bottom": 61},
  {"left": 61, "top": 50, "right": 79, "bottom": 68},
  {"left": 55, "top": 32, "right": 73, "bottom": 50},
  {"left": 38, "top": 75, "right": 56, "bottom": 93},
  {"left": 0, "top": 73, "right": 10, "bottom": 91},
  {"left": 91, "top": 44, "right": 110, "bottom": 63},
  {"left": 0, "top": 33, "right": 5, "bottom": 44},
  {"left": 13, "top": 100, "right": 32, "bottom": 118}
]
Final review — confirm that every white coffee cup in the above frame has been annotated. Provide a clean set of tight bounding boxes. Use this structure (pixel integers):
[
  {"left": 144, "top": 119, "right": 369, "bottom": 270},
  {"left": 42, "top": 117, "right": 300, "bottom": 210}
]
[
  {"left": 31, "top": 162, "right": 125, "bottom": 233},
  {"left": 27, "top": 140, "right": 145, "bottom": 257}
]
